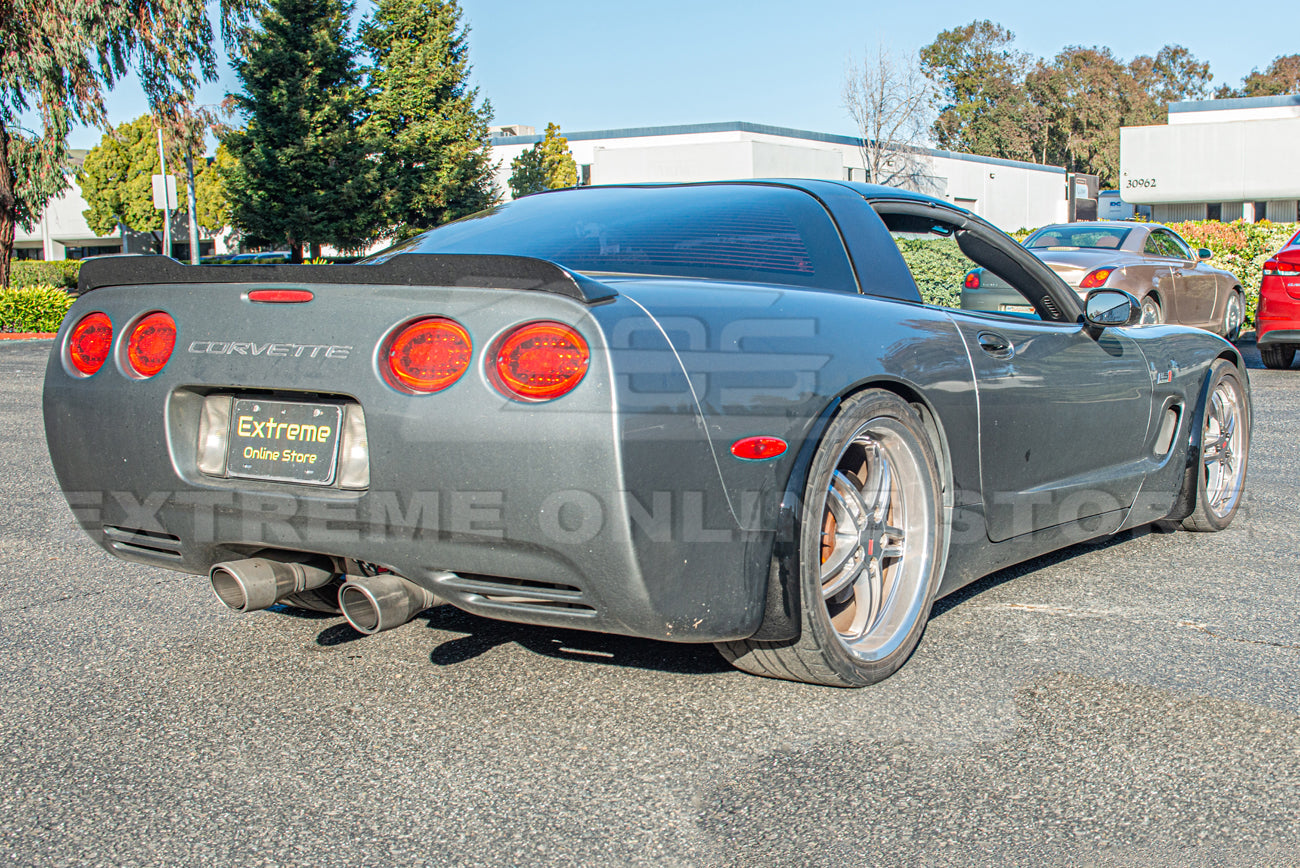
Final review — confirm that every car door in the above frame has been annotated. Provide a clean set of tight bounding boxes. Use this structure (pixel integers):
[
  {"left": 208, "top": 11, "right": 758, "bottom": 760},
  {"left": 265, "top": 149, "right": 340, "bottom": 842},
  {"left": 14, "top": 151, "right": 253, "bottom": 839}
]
[
  {"left": 877, "top": 205, "right": 1155, "bottom": 543},
  {"left": 1158, "top": 229, "right": 1218, "bottom": 326},
  {"left": 1140, "top": 229, "right": 1183, "bottom": 319},
  {"left": 944, "top": 313, "right": 1153, "bottom": 542}
]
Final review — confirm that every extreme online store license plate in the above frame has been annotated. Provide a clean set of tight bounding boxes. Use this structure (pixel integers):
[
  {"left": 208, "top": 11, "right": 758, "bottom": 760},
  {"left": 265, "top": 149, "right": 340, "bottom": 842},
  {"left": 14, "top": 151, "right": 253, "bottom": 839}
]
[{"left": 226, "top": 399, "right": 341, "bottom": 485}]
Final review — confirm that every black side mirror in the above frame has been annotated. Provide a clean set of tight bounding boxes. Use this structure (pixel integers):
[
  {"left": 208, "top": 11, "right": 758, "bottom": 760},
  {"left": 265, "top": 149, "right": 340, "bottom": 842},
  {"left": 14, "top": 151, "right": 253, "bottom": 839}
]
[{"left": 1085, "top": 289, "right": 1141, "bottom": 329}]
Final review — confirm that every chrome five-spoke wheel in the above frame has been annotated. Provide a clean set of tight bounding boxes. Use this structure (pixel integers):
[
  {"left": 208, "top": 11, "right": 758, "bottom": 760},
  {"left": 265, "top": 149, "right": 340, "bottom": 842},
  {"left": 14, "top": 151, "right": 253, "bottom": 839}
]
[
  {"left": 715, "top": 390, "right": 943, "bottom": 686},
  {"left": 1180, "top": 359, "right": 1249, "bottom": 531}
]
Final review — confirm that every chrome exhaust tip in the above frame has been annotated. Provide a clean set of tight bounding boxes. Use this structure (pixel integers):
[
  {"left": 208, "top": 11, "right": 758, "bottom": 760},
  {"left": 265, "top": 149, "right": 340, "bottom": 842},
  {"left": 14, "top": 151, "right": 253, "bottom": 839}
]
[
  {"left": 209, "top": 556, "right": 335, "bottom": 613},
  {"left": 338, "top": 574, "right": 439, "bottom": 634}
]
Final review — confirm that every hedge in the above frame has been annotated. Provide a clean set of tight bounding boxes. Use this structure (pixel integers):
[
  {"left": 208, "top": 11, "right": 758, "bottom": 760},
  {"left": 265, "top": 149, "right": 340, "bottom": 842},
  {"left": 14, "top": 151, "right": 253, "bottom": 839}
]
[
  {"left": 10, "top": 260, "right": 81, "bottom": 291},
  {"left": 0, "top": 285, "right": 75, "bottom": 333}
]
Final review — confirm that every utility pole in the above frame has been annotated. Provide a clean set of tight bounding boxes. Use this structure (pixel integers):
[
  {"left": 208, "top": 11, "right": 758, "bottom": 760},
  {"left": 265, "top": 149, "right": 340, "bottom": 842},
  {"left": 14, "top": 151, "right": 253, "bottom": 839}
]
[{"left": 157, "top": 126, "right": 172, "bottom": 258}]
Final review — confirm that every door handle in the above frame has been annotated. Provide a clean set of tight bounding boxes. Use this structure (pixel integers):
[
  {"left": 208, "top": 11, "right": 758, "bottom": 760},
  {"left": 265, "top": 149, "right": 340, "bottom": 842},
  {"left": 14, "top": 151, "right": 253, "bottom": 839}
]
[{"left": 976, "top": 331, "right": 1014, "bottom": 359}]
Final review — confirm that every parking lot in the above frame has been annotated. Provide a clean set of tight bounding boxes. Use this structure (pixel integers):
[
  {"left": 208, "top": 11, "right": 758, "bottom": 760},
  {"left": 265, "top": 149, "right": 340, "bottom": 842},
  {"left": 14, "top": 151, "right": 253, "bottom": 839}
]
[{"left": 2, "top": 337, "right": 1298, "bottom": 867}]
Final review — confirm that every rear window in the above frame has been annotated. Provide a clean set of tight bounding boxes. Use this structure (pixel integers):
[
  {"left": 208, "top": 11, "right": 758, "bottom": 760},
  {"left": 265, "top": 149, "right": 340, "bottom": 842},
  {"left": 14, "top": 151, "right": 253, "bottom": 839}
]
[
  {"left": 365, "top": 184, "right": 856, "bottom": 291},
  {"left": 1025, "top": 226, "right": 1131, "bottom": 250}
]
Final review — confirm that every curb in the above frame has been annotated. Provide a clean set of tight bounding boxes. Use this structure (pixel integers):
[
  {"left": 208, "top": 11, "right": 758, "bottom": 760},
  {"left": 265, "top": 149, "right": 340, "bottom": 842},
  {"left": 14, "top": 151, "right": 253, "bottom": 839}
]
[{"left": 0, "top": 332, "right": 55, "bottom": 340}]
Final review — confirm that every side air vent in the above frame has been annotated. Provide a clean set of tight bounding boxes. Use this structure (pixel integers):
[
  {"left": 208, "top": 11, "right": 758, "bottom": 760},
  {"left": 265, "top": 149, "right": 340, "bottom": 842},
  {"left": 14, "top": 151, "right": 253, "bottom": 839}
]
[
  {"left": 1039, "top": 295, "right": 1062, "bottom": 320},
  {"left": 433, "top": 572, "right": 596, "bottom": 615},
  {"left": 1153, "top": 404, "right": 1182, "bottom": 457},
  {"left": 102, "top": 525, "right": 184, "bottom": 560}
]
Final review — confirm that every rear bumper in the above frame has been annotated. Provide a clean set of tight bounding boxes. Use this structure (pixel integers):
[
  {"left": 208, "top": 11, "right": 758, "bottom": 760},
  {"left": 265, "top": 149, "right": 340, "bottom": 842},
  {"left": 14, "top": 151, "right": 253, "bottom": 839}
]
[
  {"left": 44, "top": 284, "right": 776, "bottom": 643},
  {"left": 1256, "top": 279, "right": 1300, "bottom": 346}
]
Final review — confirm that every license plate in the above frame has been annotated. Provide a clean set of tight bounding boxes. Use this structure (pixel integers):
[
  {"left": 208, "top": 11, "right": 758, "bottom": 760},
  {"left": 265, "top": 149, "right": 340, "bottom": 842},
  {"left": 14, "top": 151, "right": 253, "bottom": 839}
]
[{"left": 226, "top": 399, "right": 341, "bottom": 485}]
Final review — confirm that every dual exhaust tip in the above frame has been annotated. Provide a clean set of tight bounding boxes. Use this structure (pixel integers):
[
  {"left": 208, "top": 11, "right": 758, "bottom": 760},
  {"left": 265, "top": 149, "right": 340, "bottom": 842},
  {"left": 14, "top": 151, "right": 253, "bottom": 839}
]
[{"left": 209, "top": 556, "right": 438, "bottom": 634}]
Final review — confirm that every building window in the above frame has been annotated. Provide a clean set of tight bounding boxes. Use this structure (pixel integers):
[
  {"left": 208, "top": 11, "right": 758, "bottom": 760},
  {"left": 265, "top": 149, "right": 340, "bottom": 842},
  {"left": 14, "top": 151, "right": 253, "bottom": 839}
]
[
  {"left": 65, "top": 244, "right": 122, "bottom": 260},
  {"left": 1207, "top": 203, "right": 1222, "bottom": 222},
  {"left": 1254, "top": 202, "right": 1268, "bottom": 223},
  {"left": 579, "top": 164, "right": 591, "bottom": 186}
]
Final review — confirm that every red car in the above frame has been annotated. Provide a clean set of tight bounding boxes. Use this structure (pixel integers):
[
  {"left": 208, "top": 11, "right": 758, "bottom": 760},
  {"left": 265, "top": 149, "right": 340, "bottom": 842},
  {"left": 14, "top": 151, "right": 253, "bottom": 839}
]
[{"left": 1258, "top": 228, "right": 1300, "bottom": 369}]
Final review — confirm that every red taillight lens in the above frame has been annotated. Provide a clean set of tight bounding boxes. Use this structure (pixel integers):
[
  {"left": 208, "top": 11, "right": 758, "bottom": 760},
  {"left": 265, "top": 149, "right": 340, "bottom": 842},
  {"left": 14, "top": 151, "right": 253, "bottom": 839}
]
[
  {"left": 247, "top": 289, "right": 314, "bottom": 303},
  {"left": 1263, "top": 258, "right": 1300, "bottom": 277},
  {"left": 386, "top": 317, "right": 472, "bottom": 393},
  {"left": 67, "top": 312, "right": 113, "bottom": 376},
  {"left": 1079, "top": 267, "right": 1115, "bottom": 289},
  {"left": 127, "top": 312, "right": 177, "bottom": 378},
  {"left": 730, "top": 436, "right": 788, "bottom": 461},
  {"left": 964, "top": 271, "right": 981, "bottom": 289},
  {"left": 491, "top": 321, "right": 590, "bottom": 402}
]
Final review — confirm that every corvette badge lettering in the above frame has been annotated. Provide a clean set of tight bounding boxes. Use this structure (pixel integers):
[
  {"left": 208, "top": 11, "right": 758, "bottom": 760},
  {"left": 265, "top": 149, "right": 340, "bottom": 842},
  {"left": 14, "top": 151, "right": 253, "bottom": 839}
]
[{"left": 187, "top": 341, "right": 352, "bottom": 359}]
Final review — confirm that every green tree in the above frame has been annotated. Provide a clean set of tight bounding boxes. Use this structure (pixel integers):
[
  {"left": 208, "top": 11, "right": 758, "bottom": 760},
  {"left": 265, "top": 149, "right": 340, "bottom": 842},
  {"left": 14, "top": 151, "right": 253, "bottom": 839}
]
[
  {"left": 195, "top": 143, "right": 237, "bottom": 235},
  {"left": 1217, "top": 54, "right": 1300, "bottom": 98},
  {"left": 0, "top": 0, "right": 257, "bottom": 285},
  {"left": 508, "top": 123, "right": 577, "bottom": 198},
  {"left": 360, "top": 0, "right": 496, "bottom": 237},
  {"left": 223, "top": 0, "right": 378, "bottom": 261},
  {"left": 77, "top": 115, "right": 228, "bottom": 245},
  {"left": 1026, "top": 47, "right": 1137, "bottom": 186},
  {"left": 919, "top": 21, "right": 1046, "bottom": 163}
]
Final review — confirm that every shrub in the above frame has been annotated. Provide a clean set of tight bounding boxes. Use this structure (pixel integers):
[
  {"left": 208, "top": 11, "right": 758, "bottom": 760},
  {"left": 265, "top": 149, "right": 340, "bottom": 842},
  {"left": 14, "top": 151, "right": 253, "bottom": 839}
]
[
  {"left": 10, "top": 259, "right": 81, "bottom": 291},
  {"left": 894, "top": 236, "right": 969, "bottom": 308},
  {"left": 0, "top": 285, "right": 75, "bottom": 333}
]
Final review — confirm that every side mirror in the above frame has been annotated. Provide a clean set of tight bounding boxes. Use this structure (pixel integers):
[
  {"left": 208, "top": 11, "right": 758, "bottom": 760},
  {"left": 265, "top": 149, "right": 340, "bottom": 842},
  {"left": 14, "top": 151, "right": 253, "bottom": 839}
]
[
  {"left": 1085, "top": 289, "right": 1141, "bottom": 329},
  {"left": 1197, "top": 248, "right": 1213, "bottom": 261}
]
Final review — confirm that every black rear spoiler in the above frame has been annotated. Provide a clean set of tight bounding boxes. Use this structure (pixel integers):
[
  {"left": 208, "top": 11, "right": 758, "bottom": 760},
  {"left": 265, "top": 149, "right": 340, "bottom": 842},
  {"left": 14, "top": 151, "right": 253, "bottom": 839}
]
[{"left": 76, "top": 253, "right": 618, "bottom": 304}]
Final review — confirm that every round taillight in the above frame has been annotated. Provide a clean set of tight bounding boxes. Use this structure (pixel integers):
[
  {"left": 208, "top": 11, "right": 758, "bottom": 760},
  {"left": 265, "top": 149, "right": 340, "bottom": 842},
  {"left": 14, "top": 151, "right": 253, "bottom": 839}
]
[
  {"left": 127, "top": 311, "right": 176, "bottom": 378},
  {"left": 730, "top": 436, "right": 788, "bottom": 461},
  {"left": 386, "top": 317, "right": 472, "bottom": 393},
  {"left": 67, "top": 312, "right": 113, "bottom": 376},
  {"left": 490, "top": 321, "right": 590, "bottom": 402},
  {"left": 964, "top": 271, "right": 981, "bottom": 289}
]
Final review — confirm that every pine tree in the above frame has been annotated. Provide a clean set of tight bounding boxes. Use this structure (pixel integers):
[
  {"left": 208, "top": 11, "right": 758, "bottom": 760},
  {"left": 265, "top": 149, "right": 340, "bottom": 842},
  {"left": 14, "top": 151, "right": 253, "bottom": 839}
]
[
  {"left": 360, "top": 0, "right": 496, "bottom": 237},
  {"left": 508, "top": 123, "right": 577, "bottom": 198},
  {"left": 223, "top": 0, "right": 377, "bottom": 261}
]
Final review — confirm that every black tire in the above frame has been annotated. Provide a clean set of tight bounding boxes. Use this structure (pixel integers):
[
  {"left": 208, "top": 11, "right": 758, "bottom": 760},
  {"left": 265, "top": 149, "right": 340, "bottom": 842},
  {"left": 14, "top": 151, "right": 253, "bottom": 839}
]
[
  {"left": 1181, "top": 360, "right": 1249, "bottom": 532},
  {"left": 1221, "top": 291, "right": 1244, "bottom": 342},
  {"left": 1139, "top": 295, "right": 1163, "bottom": 326},
  {"left": 1260, "top": 345, "right": 1295, "bottom": 370},
  {"left": 716, "top": 391, "right": 944, "bottom": 687}
]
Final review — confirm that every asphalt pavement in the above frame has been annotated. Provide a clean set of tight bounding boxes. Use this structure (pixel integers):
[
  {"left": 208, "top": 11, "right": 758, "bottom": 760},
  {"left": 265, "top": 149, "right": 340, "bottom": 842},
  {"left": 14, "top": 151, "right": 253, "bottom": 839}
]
[{"left": 1, "top": 337, "right": 1297, "bottom": 867}]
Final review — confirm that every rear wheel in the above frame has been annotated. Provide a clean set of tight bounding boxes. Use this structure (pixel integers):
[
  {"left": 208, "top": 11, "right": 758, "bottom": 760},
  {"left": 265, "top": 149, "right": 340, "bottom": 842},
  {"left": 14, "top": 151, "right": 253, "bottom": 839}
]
[
  {"left": 1181, "top": 360, "right": 1249, "bottom": 532},
  {"left": 1260, "top": 345, "right": 1295, "bottom": 369},
  {"left": 716, "top": 391, "right": 944, "bottom": 687},
  {"left": 1139, "top": 295, "right": 1164, "bottom": 326},
  {"left": 1221, "top": 291, "right": 1244, "bottom": 341}
]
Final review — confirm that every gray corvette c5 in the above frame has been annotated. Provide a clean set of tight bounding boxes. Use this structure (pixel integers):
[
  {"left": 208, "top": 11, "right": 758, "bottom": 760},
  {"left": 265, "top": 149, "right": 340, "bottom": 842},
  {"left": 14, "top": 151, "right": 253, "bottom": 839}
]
[{"left": 43, "top": 181, "right": 1251, "bottom": 687}]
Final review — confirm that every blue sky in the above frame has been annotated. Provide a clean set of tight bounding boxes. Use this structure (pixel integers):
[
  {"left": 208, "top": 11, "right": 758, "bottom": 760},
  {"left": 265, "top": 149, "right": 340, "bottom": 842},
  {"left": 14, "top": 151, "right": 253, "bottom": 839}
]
[{"left": 67, "top": 0, "right": 1296, "bottom": 151}]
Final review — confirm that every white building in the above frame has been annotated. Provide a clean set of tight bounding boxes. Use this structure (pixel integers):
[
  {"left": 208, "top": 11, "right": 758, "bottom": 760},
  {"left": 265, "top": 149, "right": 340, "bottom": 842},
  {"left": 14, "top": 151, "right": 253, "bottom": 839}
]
[
  {"left": 1120, "top": 94, "right": 1300, "bottom": 223},
  {"left": 13, "top": 149, "right": 224, "bottom": 262},
  {"left": 490, "top": 121, "right": 1076, "bottom": 231}
]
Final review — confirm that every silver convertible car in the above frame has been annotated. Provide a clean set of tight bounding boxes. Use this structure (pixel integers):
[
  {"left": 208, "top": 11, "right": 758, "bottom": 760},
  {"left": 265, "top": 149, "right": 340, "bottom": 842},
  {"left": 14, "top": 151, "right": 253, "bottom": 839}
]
[
  {"left": 962, "top": 222, "right": 1247, "bottom": 339},
  {"left": 43, "top": 181, "right": 1251, "bottom": 687}
]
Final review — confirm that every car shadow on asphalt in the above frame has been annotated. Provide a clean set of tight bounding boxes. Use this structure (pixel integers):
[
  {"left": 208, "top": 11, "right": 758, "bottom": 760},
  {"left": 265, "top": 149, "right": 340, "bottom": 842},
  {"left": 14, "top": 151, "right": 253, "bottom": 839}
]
[
  {"left": 929, "top": 527, "right": 1151, "bottom": 619},
  {"left": 308, "top": 602, "right": 732, "bottom": 676}
]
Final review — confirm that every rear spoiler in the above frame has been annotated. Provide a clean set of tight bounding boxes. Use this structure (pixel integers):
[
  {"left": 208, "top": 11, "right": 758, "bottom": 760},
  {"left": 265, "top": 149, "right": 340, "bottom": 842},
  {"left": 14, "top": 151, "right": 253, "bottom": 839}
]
[{"left": 76, "top": 253, "right": 618, "bottom": 305}]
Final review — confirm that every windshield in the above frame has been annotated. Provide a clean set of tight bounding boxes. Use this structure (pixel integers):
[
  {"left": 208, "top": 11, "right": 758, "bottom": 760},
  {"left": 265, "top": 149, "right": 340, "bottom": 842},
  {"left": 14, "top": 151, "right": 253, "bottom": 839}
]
[
  {"left": 1025, "top": 226, "right": 1131, "bottom": 250},
  {"left": 364, "top": 184, "right": 857, "bottom": 291}
]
